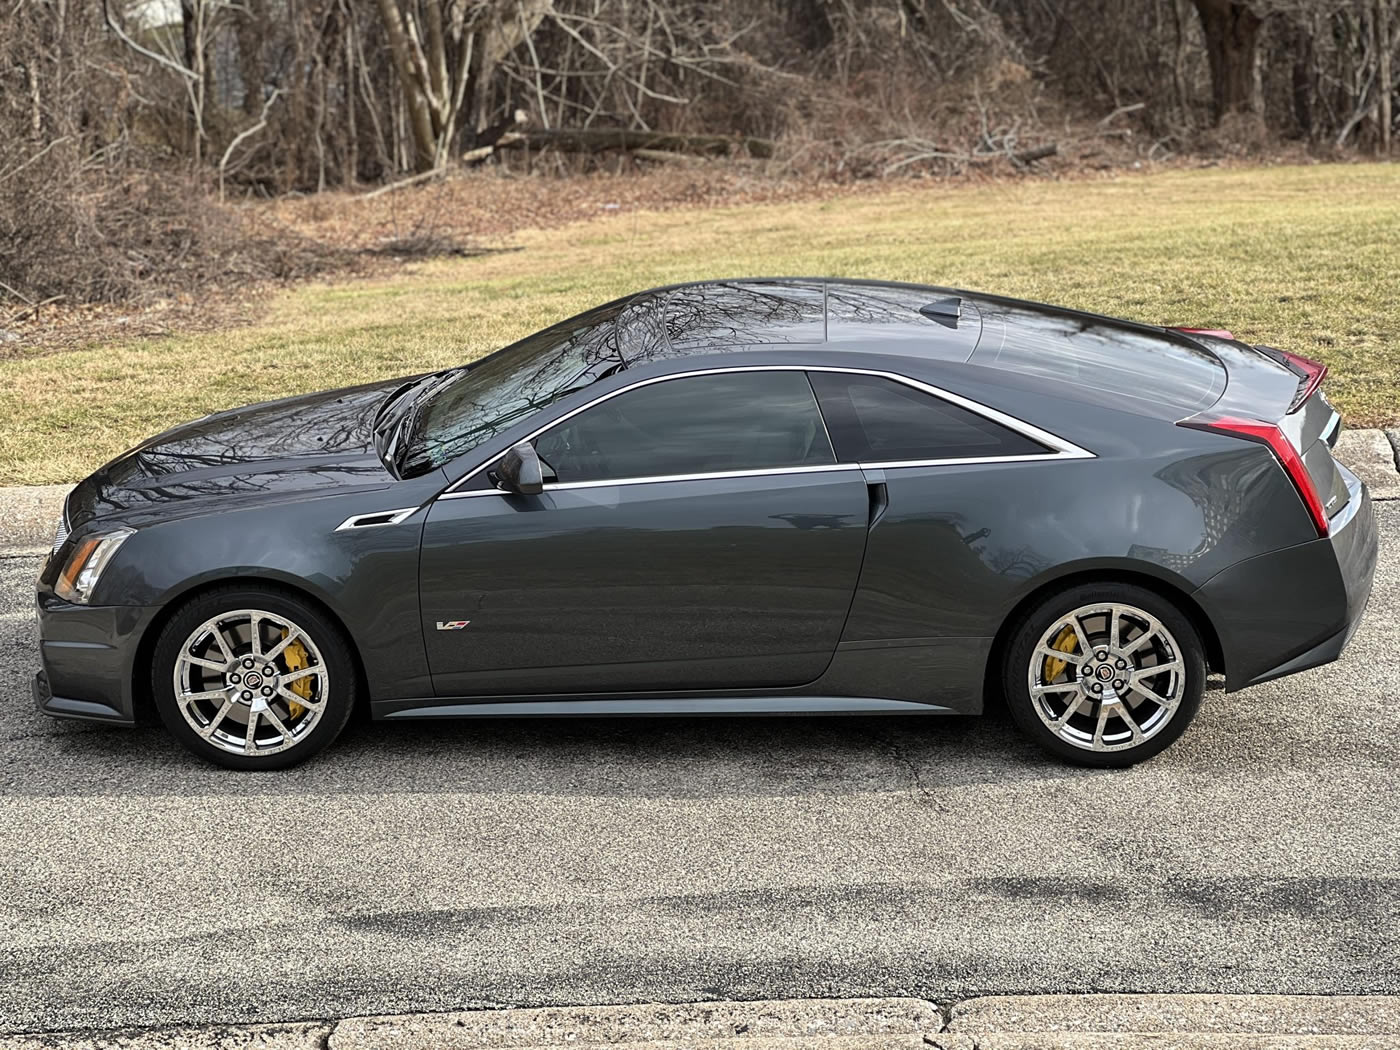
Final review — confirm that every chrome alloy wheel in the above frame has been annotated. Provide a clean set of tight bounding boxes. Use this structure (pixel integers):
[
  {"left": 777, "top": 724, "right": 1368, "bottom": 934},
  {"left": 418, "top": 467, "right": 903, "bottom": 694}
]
[
  {"left": 172, "top": 608, "right": 330, "bottom": 757},
  {"left": 1027, "top": 602, "right": 1187, "bottom": 753}
]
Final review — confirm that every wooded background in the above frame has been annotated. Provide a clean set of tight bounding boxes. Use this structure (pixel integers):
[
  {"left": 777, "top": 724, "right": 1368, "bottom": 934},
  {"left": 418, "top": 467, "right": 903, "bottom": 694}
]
[{"left": 2, "top": 0, "right": 1397, "bottom": 306}]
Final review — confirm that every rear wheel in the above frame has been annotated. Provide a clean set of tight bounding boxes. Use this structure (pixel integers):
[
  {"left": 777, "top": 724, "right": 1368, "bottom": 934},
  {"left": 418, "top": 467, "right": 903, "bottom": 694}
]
[
  {"left": 1003, "top": 582, "right": 1205, "bottom": 767},
  {"left": 152, "top": 586, "right": 358, "bottom": 770}
]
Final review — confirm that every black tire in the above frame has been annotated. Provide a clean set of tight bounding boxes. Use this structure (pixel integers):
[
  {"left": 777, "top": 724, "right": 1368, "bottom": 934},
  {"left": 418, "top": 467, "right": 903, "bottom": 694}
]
[
  {"left": 1003, "top": 582, "right": 1206, "bottom": 767},
  {"left": 151, "top": 584, "right": 359, "bottom": 770}
]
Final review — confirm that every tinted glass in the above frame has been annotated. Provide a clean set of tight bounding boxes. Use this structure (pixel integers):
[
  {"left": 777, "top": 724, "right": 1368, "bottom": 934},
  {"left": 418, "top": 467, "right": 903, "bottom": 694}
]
[
  {"left": 401, "top": 295, "right": 686, "bottom": 475},
  {"left": 970, "top": 303, "right": 1226, "bottom": 420},
  {"left": 401, "top": 299, "right": 632, "bottom": 474},
  {"left": 808, "top": 371, "right": 1047, "bottom": 462},
  {"left": 534, "top": 371, "right": 835, "bottom": 483}
]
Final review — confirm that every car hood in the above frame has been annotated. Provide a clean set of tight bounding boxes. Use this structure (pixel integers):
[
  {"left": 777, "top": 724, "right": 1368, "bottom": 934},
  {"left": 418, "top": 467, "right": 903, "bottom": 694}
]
[{"left": 66, "top": 377, "right": 412, "bottom": 529}]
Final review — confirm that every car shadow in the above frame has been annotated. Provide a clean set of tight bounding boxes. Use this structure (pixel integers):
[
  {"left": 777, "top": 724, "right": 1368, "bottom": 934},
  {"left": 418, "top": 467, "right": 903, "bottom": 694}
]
[{"left": 0, "top": 692, "right": 1127, "bottom": 799}]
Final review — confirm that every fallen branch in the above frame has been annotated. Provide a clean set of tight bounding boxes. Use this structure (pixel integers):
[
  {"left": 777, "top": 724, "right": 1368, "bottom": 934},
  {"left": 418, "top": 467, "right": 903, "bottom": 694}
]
[
  {"left": 1010, "top": 143, "right": 1058, "bottom": 165},
  {"left": 462, "top": 110, "right": 530, "bottom": 166},
  {"left": 6, "top": 295, "right": 64, "bottom": 325},
  {"left": 359, "top": 167, "right": 447, "bottom": 200},
  {"left": 0, "top": 136, "right": 73, "bottom": 185},
  {"left": 630, "top": 148, "right": 700, "bottom": 165},
  {"left": 1098, "top": 102, "right": 1146, "bottom": 127},
  {"left": 968, "top": 143, "right": 1058, "bottom": 165},
  {"left": 886, "top": 141, "right": 1057, "bottom": 175},
  {"left": 490, "top": 127, "right": 775, "bottom": 159},
  {"left": 883, "top": 148, "right": 970, "bottom": 176}
]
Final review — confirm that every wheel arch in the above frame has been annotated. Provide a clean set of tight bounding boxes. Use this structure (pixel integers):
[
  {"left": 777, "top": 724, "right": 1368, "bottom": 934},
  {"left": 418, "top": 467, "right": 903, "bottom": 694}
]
[
  {"left": 129, "top": 574, "right": 370, "bottom": 725},
  {"left": 983, "top": 566, "right": 1225, "bottom": 708}
]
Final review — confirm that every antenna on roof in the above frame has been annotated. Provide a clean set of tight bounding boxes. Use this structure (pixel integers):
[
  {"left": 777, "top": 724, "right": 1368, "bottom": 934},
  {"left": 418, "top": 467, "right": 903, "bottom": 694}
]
[{"left": 919, "top": 297, "right": 962, "bottom": 329}]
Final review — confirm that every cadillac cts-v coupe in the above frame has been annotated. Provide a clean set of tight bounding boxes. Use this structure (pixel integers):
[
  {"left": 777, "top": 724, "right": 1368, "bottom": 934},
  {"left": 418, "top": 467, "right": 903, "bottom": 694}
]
[{"left": 34, "top": 279, "right": 1377, "bottom": 769}]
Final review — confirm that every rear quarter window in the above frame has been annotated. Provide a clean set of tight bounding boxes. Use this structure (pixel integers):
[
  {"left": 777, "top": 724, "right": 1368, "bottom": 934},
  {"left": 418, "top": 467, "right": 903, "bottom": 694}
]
[
  {"left": 970, "top": 303, "right": 1226, "bottom": 420},
  {"left": 808, "top": 371, "right": 1048, "bottom": 462}
]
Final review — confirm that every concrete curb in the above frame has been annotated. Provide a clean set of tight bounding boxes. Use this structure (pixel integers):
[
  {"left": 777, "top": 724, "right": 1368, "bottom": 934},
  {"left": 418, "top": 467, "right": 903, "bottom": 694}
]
[
  {"left": 6, "top": 996, "right": 1400, "bottom": 1050},
  {"left": 946, "top": 994, "right": 1400, "bottom": 1039},
  {"left": 1334, "top": 429, "right": 1400, "bottom": 501},
  {"left": 1, "top": 429, "right": 1397, "bottom": 554}
]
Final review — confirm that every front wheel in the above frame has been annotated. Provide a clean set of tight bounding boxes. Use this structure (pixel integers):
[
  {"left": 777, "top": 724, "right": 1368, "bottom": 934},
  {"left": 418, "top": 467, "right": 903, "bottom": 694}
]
[
  {"left": 151, "top": 586, "right": 358, "bottom": 770},
  {"left": 1003, "top": 583, "right": 1206, "bottom": 767}
]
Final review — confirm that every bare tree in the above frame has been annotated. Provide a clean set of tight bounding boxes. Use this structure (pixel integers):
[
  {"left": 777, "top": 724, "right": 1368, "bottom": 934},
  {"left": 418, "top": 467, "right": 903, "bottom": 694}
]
[
  {"left": 373, "top": 0, "right": 553, "bottom": 172},
  {"left": 101, "top": 0, "right": 218, "bottom": 163},
  {"left": 1191, "top": 0, "right": 1265, "bottom": 122}
]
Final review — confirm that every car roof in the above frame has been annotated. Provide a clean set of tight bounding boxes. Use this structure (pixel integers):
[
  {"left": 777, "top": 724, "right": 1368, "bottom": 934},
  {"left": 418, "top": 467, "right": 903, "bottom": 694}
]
[
  {"left": 621, "top": 276, "right": 1207, "bottom": 361},
  {"left": 611, "top": 278, "right": 1227, "bottom": 422}
]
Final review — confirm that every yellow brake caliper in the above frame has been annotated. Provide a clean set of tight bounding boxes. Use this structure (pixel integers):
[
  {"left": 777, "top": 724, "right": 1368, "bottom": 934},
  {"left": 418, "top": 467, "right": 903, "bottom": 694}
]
[
  {"left": 1043, "top": 625, "right": 1080, "bottom": 682},
  {"left": 281, "top": 629, "right": 311, "bottom": 719}
]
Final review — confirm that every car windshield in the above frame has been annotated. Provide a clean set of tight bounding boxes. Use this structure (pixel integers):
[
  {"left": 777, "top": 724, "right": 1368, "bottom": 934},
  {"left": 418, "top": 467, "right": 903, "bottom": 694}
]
[{"left": 397, "top": 297, "right": 640, "bottom": 476}]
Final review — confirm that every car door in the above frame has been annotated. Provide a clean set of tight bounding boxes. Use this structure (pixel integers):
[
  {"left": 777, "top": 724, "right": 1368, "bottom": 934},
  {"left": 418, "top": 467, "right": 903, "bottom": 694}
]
[
  {"left": 419, "top": 368, "right": 871, "bottom": 698},
  {"left": 805, "top": 367, "right": 1064, "bottom": 646}
]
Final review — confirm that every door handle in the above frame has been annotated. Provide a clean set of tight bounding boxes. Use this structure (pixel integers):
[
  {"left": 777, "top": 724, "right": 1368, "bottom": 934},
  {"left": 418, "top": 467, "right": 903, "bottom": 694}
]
[{"left": 867, "top": 481, "right": 888, "bottom": 528}]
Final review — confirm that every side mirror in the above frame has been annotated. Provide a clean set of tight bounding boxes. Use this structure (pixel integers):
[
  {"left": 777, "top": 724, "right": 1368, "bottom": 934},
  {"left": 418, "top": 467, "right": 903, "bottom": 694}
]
[{"left": 494, "top": 441, "right": 544, "bottom": 495}]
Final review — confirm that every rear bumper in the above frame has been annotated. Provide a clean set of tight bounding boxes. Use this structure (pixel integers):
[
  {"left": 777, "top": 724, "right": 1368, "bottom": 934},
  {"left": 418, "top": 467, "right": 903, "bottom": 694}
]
[
  {"left": 1194, "top": 465, "right": 1378, "bottom": 691},
  {"left": 33, "top": 591, "right": 161, "bottom": 725}
]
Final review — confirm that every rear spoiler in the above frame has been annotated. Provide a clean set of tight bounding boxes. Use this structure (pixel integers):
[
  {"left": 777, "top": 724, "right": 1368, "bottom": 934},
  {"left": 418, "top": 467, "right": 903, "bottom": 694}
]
[
  {"left": 1169, "top": 327, "right": 1326, "bottom": 415},
  {"left": 1250, "top": 344, "right": 1328, "bottom": 413}
]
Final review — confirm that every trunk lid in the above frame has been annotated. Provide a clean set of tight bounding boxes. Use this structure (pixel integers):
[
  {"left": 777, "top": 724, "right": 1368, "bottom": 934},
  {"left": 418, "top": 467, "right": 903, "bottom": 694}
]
[{"left": 1177, "top": 332, "right": 1349, "bottom": 523}]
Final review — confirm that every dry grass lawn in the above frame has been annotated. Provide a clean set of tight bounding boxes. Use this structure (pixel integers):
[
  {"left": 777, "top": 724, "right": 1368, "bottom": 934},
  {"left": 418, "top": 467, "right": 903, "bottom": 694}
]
[{"left": 2, "top": 162, "right": 1398, "bottom": 484}]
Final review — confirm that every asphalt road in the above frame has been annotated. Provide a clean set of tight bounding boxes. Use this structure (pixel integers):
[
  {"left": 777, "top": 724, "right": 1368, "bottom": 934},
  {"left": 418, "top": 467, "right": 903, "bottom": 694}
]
[{"left": 2, "top": 508, "right": 1398, "bottom": 1034}]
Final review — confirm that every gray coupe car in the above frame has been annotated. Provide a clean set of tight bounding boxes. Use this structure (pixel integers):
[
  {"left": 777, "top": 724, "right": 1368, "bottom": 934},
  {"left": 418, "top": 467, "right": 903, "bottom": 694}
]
[{"left": 34, "top": 279, "right": 1377, "bottom": 769}]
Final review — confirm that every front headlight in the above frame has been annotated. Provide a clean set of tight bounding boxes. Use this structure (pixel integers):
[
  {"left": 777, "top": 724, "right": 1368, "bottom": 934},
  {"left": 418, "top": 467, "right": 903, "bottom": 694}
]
[{"left": 54, "top": 528, "right": 134, "bottom": 604}]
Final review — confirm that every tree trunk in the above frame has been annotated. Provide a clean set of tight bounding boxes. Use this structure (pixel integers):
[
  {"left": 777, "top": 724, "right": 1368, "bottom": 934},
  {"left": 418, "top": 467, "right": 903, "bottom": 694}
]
[
  {"left": 234, "top": 0, "right": 267, "bottom": 116},
  {"left": 179, "top": 0, "right": 198, "bottom": 74},
  {"left": 374, "top": 0, "right": 441, "bottom": 172},
  {"left": 1280, "top": 13, "right": 1314, "bottom": 138},
  {"left": 343, "top": 1, "right": 359, "bottom": 185},
  {"left": 1378, "top": 0, "right": 1393, "bottom": 154},
  {"left": 1192, "top": 0, "right": 1263, "bottom": 123},
  {"left": 179, "top": 0, "right": 207, "bottom": 165}
]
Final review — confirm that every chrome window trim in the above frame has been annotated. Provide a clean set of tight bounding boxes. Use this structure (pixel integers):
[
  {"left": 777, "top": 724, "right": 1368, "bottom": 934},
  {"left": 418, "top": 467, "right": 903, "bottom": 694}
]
[
  {"left": 439, "top": 363, "right": 1094, "bottom": 499},
  {"left": 334, "top": 507, "right": 418, "bottom": 531},
  {"left": 440, "top": 453, "right": 1084, "bottom": 500}
]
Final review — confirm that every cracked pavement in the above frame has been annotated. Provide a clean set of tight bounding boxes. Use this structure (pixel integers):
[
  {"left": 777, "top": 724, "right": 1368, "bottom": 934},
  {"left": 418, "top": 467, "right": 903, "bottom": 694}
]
[{"left": 2, "top": 505, "right": 1398, "bottom": 1034}]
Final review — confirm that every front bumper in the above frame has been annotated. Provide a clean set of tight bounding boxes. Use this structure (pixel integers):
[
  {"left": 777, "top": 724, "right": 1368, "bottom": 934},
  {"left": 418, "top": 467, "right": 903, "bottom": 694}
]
[
  {"left": 1194, "top": 464, "right": 1378, "bottom": 690},
  {"left": 33, "top": 591, "right": 161, "bottom": 725}
]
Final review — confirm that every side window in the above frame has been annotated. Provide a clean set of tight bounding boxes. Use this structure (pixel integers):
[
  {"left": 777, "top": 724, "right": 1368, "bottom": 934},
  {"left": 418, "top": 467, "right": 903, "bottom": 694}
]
[
  {"left": 534, "top": 371, "right": 836, "bottom": 484},
  {"left": 807, "top": 371, "right": 1048, "bottom": 463}
]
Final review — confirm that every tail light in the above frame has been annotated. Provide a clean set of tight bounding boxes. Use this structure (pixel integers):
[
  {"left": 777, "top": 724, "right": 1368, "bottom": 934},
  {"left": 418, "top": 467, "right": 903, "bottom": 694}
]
[{"left": 1178, "top": 415, "right": 1329, "bottom": 537}]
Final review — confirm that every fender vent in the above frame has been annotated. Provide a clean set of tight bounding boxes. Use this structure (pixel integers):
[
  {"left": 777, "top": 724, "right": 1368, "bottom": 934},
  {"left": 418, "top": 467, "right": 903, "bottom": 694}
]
[{"left": 334, "top": 507, "right": 417, "bottom": 531}]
